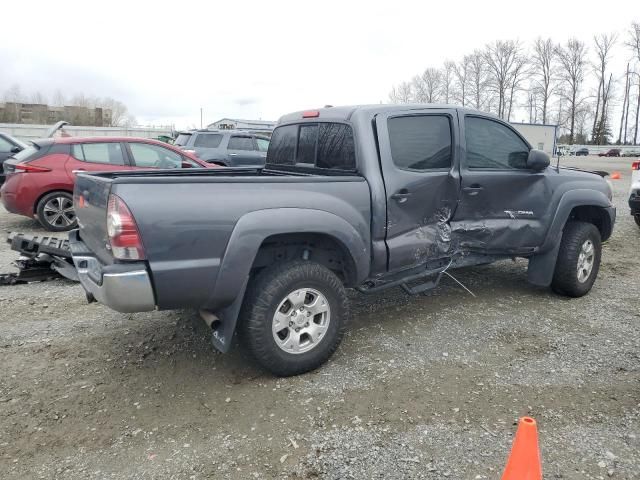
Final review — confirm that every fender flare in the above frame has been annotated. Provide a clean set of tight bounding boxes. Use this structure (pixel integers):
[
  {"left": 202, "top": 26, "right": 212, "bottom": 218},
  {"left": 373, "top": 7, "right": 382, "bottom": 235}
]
[
  {"left": 209, "top": 207, "right": 370, "bottom": 309},
  {"left": 528, "top": 189, "right": 612, "bottom": 286}
]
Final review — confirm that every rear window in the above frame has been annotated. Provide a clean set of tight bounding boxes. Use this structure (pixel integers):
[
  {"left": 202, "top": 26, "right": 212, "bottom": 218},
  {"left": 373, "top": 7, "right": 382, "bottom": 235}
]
[
  {"left": 174, "top": 133, "right": 192, "bottom": 146},
  {"left": 267, "top": 123, "right": 356, "bottom": 171},
  {"left": 193, "top": 134, "right": 223, "bottom": 148}
]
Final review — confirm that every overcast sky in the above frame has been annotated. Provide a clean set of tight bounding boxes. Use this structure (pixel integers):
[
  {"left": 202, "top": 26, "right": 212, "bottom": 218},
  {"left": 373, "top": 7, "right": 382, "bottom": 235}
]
[{"left": 1, "top": 0, "right": 638, "bottom": 129}]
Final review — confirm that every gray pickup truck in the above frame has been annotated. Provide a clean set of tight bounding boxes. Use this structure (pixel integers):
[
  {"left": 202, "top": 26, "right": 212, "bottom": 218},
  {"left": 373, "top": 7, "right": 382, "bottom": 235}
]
[{"left": 70, "top": 105, "right": 615, "bottom": 376}]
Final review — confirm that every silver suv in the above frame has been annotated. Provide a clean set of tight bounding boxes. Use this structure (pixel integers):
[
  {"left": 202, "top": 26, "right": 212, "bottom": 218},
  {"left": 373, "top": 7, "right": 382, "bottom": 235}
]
[{"left": 174, "top": 129, "right": 269, "bottom": 167}]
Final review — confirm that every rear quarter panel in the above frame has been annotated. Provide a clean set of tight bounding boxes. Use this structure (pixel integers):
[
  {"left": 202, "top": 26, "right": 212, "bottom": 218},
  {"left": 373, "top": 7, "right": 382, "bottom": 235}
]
[{"left": 110, "top": 177, "right": 371, "bottom": 310}]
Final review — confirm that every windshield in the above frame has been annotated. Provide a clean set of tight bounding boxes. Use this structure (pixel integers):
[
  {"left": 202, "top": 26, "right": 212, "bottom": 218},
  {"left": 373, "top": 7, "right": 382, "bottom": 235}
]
[{"left": 174, "top": 133, "right": 192, "bottom": 146}]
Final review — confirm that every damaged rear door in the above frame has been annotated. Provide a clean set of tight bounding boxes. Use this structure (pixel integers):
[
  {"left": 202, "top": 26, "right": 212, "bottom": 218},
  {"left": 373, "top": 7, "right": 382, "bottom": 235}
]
[
  {"left": 376, "top": 109, "right": 461, "bottom": 272},
  {"left": 451, "top": 115, "right": 551, "bottom": 253}
]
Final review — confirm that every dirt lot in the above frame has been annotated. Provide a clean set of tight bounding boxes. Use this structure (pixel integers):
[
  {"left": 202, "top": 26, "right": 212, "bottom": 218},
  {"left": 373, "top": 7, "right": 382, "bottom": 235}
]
[{"left": 0, "top": 156, "right": 639, "bottom": 479}]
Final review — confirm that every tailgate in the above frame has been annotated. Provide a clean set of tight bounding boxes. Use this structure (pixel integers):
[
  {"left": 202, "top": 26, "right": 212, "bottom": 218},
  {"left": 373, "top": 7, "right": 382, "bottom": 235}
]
[{"left": 73, "top": 173, "right": 114, "bottom": 264}]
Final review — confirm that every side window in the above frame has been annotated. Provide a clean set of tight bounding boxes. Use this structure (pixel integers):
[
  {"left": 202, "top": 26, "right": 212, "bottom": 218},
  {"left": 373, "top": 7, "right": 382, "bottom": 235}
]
[
  {"left": 227, "top": 136, "right": 254, "bottom": 151},
  {"left": 0, "top": 137, "right": 13, "bottom": 153},
  {"left": 465, "top": 117, "right": 529, "bottom": 169},
  {"left": 256, "top": 138, "right": 270, "bottom": 152},
  {"left": 296, "top": 124, "right": 318, "bottom": 164},
  {"left": 316, "top": 123, "right": 356, "bottom": 170},
  {"left": 129, "top": 143, "right": 184, "bottom": 168},
  {"left": 388, "top": 115, "right": 452, "bottom": 171},
  {"left": 72, "top": 143, "right": 125, "bottom": 165},
  {"left": 193, "top": 134, "right": 223, "bottom": 148},
  {"left": 267, "top": 125, "right": 297, "bottom": 165}
]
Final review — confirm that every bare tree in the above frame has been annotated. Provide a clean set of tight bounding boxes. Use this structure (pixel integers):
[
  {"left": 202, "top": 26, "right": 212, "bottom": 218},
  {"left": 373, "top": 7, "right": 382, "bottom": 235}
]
[
  {"left": 389, "top": 81, "right": 413, "bottom": 103},
  {"left": 468, "top": 50, "right": 489, "bottom": 111},
  {"left": 100, "top": 97, "right": 129, "bottom": 127},
  {"left": 484, "top": 40, "right": 526, "bottom": 119},
  {"left": 591, "top": 33, "right": 617, "bottom": 144},
  {"left": 453, "top": 55, "right": 471, "bottom": 107},
  {"left": 619, "top": 63, "right": 631, "bottom": 143},
  {"left": 3, "top": 84, "right": 24, "bottom": 103},
  {"left": 556, "top": 38, "right": 588, "bottom": 144},
  {"left": 441, "top": 61, "right": 456, "bottom": 104},
  {"left": 415, "top": 68, "right": 442, "bottom": 103},
  {"left": 506, "top": 54, "right": 529, "bottom": 121},
  {"left": 532, "top": 37, "right": 557, "bottom": 124},
  {"left": 627, "top": 22, "right": 640, "bottom": 144},
  {"left": 52, "top": 89, "right": 66, "bottom": 107},
  {"left": 30, "top": 91, "right": 48, "bottom": 105}
]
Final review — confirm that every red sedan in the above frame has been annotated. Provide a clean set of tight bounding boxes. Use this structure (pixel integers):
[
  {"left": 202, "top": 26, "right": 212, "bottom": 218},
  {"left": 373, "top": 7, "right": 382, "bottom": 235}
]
[{"left": 1, "top": 137, "right": 214, "bottom": 231}]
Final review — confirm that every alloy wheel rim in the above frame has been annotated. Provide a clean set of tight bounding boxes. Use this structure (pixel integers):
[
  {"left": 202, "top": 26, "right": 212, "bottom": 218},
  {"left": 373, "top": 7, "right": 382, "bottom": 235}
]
[
  {"left": 272, "top": 288, "right": 330, "bottom": 354},
  {"left": 576, "top": 239, "right": 595, "bottom": 283},
  {"left": 43, "top": 196, "right": 76, "bottom": 227}
]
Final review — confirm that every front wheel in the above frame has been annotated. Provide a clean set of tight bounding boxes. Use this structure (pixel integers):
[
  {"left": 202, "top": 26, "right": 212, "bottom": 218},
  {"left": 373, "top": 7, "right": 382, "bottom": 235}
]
[
  {"left": 239, "top": 261, "right": 349, "bottom": 376},
  {"left": 551, "top": 221, "right": 602, "bottom": 297},
  {"left": 36, "top": 191, "right": 77, "bottom": 231}
]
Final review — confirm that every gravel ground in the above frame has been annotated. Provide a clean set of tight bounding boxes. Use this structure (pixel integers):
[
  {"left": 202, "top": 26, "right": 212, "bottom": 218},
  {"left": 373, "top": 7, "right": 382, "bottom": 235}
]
[{"left": 0, "top": 156, "right": 638, "bottom": 479}]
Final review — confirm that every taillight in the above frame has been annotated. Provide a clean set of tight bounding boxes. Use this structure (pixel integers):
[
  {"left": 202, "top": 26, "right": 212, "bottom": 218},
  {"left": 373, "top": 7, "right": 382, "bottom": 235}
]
[
  {"left": 632, "top": 161, "right": 640, "bottom": 170},
  {"left": 14, "top": 163, "right": 52, "bottom": 173},
  {"left": 107, "top": 194, "right": 145, "bottom": 260}
]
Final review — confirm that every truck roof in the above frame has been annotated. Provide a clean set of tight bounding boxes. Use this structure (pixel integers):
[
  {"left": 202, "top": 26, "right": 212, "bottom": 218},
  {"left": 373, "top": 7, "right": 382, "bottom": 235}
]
[{"left": 277, "top": 104, "right": 498, "bottom": 124}]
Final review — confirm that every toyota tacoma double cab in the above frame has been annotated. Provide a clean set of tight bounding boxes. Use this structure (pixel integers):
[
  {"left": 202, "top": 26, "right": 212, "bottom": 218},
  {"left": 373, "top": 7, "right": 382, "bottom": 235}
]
[{"left": 70, "top": 105, "right": 616, "bottom": 376}]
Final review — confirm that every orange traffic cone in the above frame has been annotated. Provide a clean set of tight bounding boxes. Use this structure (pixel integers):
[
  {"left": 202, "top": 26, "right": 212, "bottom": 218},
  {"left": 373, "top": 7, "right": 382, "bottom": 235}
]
[
  {"left": 610, "top": 171, "right": 621, "bottom": 179},
  {"left": 501, "top": 417, "right": 542, "bottom": 480}
]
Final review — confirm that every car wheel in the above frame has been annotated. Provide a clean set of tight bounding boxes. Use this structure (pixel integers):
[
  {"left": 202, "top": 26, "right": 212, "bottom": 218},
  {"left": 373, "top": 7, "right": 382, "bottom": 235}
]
[
  {"left": 36, "top": 191, "right": 77, "bottom": 232},
  {"left": 551, "top": 221, "right": 601, "bottom": 297},
  {"left": 239, "top": 260, "right": 349, "bottom": 376},
  {"left": 635, "top": 215, "right": 640, "bottom": 228}
]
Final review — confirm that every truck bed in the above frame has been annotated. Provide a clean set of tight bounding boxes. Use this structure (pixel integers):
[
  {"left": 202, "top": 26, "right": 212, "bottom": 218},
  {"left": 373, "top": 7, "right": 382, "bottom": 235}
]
[{"left": 73, "top": 167, "right": 372, "bottom": 311}]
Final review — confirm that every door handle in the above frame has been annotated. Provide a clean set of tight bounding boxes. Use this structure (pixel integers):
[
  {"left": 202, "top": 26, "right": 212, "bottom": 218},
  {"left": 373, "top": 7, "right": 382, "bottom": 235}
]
[
  {"left": 463, "top": 185, "right": 483, "bottom": 196},
  {"left": 391, "top": 190, "right": 411, "bottom": 203}
]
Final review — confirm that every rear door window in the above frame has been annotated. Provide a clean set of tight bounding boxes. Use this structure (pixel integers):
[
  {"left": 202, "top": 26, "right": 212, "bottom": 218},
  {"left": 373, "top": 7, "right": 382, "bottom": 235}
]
[
  {"left": 256, "top": 138, "right": 270, "bottom": 152},
  {"left": 388, "top": 115, "right": 452, "bottom": 171},
  {"left": 193, "top": 134, "right": 223, "bottom": 148},
  {"left": 72, "top": 143, "right": 125, "bottom": 165},
  {"left": 228, "top": 136, "right": 255, "bottom": 151}
]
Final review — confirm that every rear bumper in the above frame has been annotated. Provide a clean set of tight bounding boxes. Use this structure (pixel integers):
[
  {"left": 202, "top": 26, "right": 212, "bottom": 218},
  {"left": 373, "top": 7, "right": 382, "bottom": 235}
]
[{"left": 69, "top": 230, "right": 156, "bottom": 313}]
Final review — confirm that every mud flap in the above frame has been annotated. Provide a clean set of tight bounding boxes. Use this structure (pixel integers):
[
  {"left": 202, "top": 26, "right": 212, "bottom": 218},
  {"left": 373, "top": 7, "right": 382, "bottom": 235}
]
[
  {"left": 206, "top": 276, "right": 249, "bottom": 353},
  {"left": 527, "top": 242, "right": 561, "bottom": 287}
]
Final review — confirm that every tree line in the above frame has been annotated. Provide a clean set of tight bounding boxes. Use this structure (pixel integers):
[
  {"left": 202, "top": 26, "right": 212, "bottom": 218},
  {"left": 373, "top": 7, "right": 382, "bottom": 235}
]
[
  {"left": 1, "top": 85, "right": 136, "bottom": 127},
  {"left": 388, "top": 22, "right": 640, "bottom": 146}
]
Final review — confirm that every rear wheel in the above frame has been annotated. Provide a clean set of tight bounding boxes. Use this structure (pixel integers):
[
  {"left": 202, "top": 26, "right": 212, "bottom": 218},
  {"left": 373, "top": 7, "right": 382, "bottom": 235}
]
[
  {"left": 551, "top": 221, "right": 601, "bottom": 297},
  {"left": 36, "top": 191, "right": 77, "bottom": 231},
  {"left": 634, "top": 215, "right": 640, "bottom": 228},
  {"left": 239, "top": 261, "right": 349, "bottom": 376}
]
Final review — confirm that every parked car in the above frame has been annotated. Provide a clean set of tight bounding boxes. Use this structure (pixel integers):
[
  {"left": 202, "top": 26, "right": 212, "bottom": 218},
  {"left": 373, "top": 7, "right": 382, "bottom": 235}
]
[
  {"left": 598, "top": 148, "right": 621, "bottom": 157},
  {"left": 0, "top": 132, "right": 28, "bottom": 186},
  {"left": 70, "top": 105, "right": 615, "bottom": 376},
  {"left": 1, "top": 137, "right": 213, "bottom": 231},
  {"left": 622, "top": 150, "right": 640, "bottom": 157},
  {"left": 174, "top": 129, "right": 270, "bottom": 167},
  {"left": 629, "top": 160, "right": 640, "bottom": 228},
  {"left": 573, "top": 147, "right": 589, "bottom": 156}
]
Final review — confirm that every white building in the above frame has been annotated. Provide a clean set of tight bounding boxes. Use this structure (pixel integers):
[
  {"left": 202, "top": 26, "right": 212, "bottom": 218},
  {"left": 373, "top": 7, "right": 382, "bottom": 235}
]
[
  {"left": 207, "top": 118, "right": 275, "bottom": 135},
  {"left": 510, "top": 122, "right": 558, "bottom": 156}
]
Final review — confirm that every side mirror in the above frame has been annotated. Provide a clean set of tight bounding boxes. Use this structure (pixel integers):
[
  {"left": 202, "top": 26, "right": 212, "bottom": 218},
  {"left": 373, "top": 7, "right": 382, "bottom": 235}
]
[
  {"left": 10, "top": 146, "right": 21, "bottom": 153},
  {"left": 526, "top": 149, "right": 550, "bottom": 171}
]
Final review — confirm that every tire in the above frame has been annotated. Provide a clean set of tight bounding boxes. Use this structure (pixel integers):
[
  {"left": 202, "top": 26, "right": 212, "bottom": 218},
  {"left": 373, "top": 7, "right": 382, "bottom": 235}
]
[
  {"left": 634, "top": 215, "right": 640, "bottom": 228},
  {"left": 239, "top": 261, "right": 349, "bottom": 376},
  {"left": 551, "top": 221, "right": 601, "bottom": 297},
  {"left": 36, "top": 191, "right": 77, "bottom": 232}
]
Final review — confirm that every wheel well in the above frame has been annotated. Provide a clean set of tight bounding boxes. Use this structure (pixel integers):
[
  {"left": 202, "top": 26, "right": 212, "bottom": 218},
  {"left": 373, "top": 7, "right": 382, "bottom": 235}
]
[
  {"left": 34, "top": 189, "right": 73, "bottom": 214},
  {"left": 568, "top": 205, "right": 612, "bottom": 241},
  {"left": 251, "top": 233, "right": 357, "bottom": 286}
]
